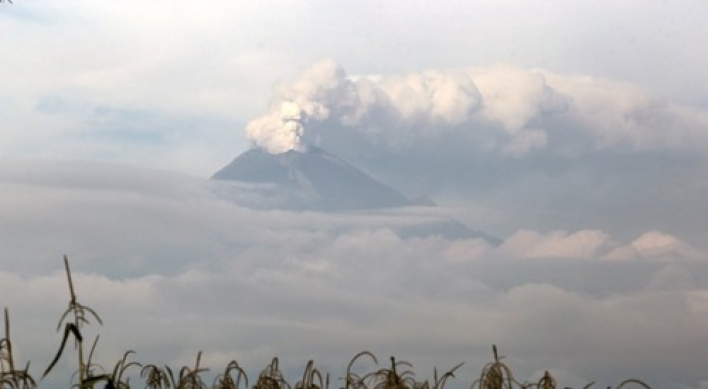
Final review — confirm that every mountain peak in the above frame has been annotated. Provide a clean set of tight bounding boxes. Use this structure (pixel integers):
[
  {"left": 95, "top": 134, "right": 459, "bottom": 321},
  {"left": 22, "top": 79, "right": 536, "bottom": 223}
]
[{"left": 211, "top": 147, "right": 413, "bottom": 211}]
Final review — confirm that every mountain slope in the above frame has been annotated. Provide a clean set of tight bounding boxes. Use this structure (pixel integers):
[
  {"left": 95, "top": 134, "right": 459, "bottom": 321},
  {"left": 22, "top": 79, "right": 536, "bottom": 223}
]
[{"left": 212, "top": 146, "right": 412, "bottom": 211}]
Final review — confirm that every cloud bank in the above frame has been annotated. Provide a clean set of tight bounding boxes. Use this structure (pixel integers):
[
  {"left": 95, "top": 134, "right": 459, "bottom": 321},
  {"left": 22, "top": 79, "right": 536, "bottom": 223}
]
[{"left": 1, "top": 160, "right": 708, "bottom": 388}]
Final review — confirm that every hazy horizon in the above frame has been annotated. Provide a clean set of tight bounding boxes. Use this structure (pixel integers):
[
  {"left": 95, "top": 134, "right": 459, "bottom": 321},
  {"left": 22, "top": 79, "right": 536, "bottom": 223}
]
[{"left": 2, "top": 1, "right": 708, "bottom": 388}]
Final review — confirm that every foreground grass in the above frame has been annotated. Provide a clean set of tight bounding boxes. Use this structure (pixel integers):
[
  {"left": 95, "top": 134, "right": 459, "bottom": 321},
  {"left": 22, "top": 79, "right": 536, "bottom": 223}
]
[{"left": 1, "top": 257, "right": 653, "bottom": 389}]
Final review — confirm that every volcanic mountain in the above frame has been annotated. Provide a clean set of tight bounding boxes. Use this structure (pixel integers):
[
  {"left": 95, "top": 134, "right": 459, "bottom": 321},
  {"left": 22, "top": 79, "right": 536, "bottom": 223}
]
[{"left": 211, "top": 146, "right": 413, "bottom": 211}]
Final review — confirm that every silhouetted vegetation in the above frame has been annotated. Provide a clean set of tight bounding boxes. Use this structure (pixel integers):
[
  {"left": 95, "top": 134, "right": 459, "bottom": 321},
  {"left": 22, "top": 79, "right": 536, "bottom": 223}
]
[{"left": 1, "top": 256, "right": 654, "bottom": 389}]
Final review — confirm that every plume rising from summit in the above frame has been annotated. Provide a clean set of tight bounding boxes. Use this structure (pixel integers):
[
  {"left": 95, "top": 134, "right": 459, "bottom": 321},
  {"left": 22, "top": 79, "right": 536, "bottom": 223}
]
[
  {"left": 244, "top": 60, "right": 604, "bottom": 160},
  {"left": 244, "top": 59, "right": 505, "bottom": 154},
  {"left": 243, "top": 59, "right": 708, "bottom": 166},
  {"left": 244, "top": 59, "right": 347, "bottom": 153}
]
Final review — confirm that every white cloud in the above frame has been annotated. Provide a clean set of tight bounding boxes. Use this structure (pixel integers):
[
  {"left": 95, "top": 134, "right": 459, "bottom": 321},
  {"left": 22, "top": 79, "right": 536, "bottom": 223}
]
[
  {"left": 605, "top": 231, "right": 705, "bottom": 261},
  {"left": 3, "top": 2, "right": 708, "bottom": 178},
  {"left": 500, "top": 229, "right": 613, "bottom": 259},
  {"left": 495, "top": 229, "right": 708, "bottom": 262},
  {"left": 542, "top": 72, "right": 708, "bottom": 152},
  {"left": 244, "top": 61, "right": 569, "bottom": 156},
  {"left": 1, "top": 160, "right": 707, "bottom": 388},
  {"left": 241, "top": 59, "right": 708, "bottom": 170},
  {"left": 2, "top": 2, "right": 708, "bottom": 387},
  {"left": 470, "top": 65, "right": 570, "bottom": 133}
]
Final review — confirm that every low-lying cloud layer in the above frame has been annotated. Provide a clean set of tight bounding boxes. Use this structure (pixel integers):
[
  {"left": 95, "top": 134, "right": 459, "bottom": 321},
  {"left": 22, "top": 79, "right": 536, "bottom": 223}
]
[{"left": 1, "top": 160, "right": 707, "bottom": 388}]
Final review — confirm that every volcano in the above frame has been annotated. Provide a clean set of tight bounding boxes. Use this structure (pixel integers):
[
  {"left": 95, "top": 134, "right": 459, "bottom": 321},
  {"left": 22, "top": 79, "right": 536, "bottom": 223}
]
[{"left": 211, "top": 146, "right": 413, "bottom": 211}]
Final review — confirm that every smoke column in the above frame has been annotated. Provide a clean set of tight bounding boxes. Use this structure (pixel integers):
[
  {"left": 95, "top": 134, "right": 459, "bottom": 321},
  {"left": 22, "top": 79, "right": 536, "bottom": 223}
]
[
  {"left": 244, "top": 59, "right": 707, "bottom": 157},
  {"left": 245, "top": 59, "right": 499, "bottom": 154}
]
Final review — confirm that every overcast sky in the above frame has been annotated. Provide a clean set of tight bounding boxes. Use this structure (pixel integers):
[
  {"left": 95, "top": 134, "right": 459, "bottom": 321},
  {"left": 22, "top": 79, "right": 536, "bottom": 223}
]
[{"left": 2, "top": 1, "right": 708, "bottom": 388}]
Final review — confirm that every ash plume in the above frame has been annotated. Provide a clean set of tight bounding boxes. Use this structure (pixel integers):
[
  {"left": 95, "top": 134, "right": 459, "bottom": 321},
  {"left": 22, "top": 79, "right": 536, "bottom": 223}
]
[
  {"left": 244, "top": 59, "right": 708, "bottom": 160},
  {"left": 245, "top": 59, "right": 504, "bottom": 154}
]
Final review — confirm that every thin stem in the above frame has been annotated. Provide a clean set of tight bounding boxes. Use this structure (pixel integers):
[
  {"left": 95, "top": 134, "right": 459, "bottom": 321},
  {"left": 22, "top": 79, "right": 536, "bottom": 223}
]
[
  {"left": 63, "top": 255, "right": 77, "bottom": 304},
  {"left": 4, "top": 307, "right": 15, "bottom": 374},
  {"left": 64, "top": 255, "right": 84, "bottom": 387}
]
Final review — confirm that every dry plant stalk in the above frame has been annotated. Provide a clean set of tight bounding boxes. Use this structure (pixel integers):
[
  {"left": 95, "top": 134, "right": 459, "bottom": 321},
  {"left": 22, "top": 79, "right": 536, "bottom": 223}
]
[
  {"left": 344, "top": 351, "right": 378, "bottom": 389},
  {"left": 141, "top": 364, "right": 171, "bottom": 389},
  {"left": 253, "top": 357, "right": 291, "bottom": 389},
  {"left": 4, "top": 256, "right": 659, "bottom": 389},
  {"left": 163, "top": 351, "right": 209, "bottom": 389},
  {"left": 470, "top": 345, "right": 519, "bottom": 389},
  {"left": 42, "top": 255, "right": 103, "bottom": 387},
  {"left": 1, "top": 308, "right": 36, "bottom": 388},
  {"left": 213, "top": 360, "right": 248, "bottom": 389},
  {"left": 295, "top": 360, "right": 328, "bottom": 389},
  {"left": 362, "top": 356, "right": 417, "bottom": 389}
]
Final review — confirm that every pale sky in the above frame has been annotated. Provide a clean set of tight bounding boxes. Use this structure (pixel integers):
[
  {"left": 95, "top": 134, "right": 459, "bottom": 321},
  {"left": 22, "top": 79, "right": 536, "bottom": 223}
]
[{"left": 2, "top": 1, "right": 708, "bottom": 388}]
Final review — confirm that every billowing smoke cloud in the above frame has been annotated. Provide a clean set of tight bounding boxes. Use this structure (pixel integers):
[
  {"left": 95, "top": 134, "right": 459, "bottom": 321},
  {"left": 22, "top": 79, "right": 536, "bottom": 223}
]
[
  {"left": 243, "top": 59, "right": 567, "bottom": 155},
  {"left": 244, "top": 59, "right": 708, "bottom": 158},
  {"left": 245, "top": 59, "right": 355, "bottom": 153}
]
